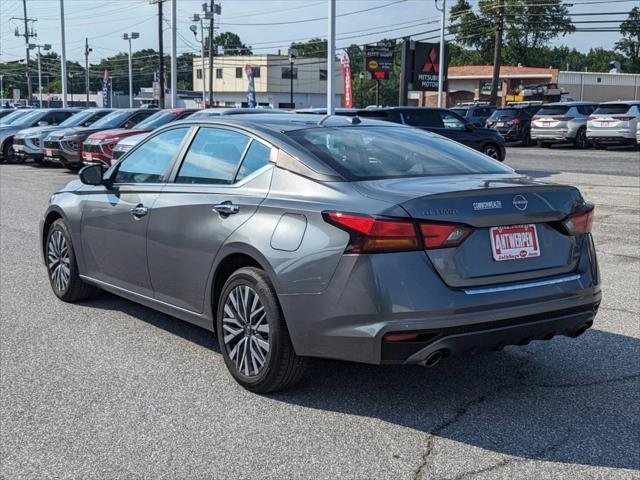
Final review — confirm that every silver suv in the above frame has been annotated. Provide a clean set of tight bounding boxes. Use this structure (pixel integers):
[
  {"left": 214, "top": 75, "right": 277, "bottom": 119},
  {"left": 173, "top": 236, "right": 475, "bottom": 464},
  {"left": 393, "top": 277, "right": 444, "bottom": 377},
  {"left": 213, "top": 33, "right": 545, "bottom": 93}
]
[
  {"left": 531, "top": 102, "right": 597, "bottom": 149},
  {"left": 587, "top": 101, "right": 640, "bottom": 149}
]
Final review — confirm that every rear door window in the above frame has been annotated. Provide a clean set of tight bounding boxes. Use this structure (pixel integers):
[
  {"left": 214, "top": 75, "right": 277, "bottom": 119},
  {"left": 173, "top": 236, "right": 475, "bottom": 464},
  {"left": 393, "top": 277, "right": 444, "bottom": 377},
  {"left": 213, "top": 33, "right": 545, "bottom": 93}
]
[
  {"left": 176, "top": 127, "right": 250, "bottom": 184},
  {"left": 402, "top": 109, "right": 442, "bottom": 128},
  {"left": 235, "top": 141, "right": 272, "bottom": 182}
]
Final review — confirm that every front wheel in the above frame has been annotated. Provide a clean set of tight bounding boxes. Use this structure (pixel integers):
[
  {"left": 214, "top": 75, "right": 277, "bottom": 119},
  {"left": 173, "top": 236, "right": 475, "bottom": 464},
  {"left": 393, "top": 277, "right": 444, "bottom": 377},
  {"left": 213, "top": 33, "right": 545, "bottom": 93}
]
[
  {"left": 216, "top": 267, "right": 307, "bottom": 393},
  {"left": 481, "top": 143, "right": 502, "bottom": 161},
  {"left": 46, "top": 219, "right": 95, "bottom": 302},
  {"left": 2, "top": 140, "right": 16, "bottom": 163}
]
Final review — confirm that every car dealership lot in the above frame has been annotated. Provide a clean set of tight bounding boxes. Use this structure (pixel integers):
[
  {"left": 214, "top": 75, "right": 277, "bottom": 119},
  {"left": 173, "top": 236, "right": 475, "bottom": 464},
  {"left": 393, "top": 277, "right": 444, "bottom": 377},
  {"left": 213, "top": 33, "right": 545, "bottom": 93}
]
[{"left": 1, "top": 147, "right": 638, "bottom": 479}]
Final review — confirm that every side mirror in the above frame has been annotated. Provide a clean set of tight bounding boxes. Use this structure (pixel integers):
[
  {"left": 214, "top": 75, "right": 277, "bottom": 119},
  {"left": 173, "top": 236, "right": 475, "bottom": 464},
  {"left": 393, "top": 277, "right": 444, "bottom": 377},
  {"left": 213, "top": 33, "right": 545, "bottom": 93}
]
[
  {"left": 37, "top": 120, "right": 49, "bottom": 127},
  {"left": 79, "top": 164, "right": 104, "bottom": 186},
  {"left": 123, "top": 121, "right": 134, "bottom": 129}
]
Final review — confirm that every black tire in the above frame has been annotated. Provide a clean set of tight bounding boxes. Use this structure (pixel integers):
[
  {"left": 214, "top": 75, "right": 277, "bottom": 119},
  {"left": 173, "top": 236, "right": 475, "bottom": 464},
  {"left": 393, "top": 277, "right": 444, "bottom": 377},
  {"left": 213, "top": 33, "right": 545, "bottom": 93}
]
[
  {"left": 593, "top": 142, "right": 608, "bottom": 150},
  {"left": 573, "top": 127, "right": 588, "bottom": 149},
  {"left": 216, "top": 267, "right": 307, "bottom": 393},
  {"left": 2, "top": 139, "right": 16, "bottom": 163},
  {"left": 65, "top": 163, "right": 82, "bottom": 172},
  {"left": 46, "top": 219, "right": 95, "bottom": 302},
  {"left": 481, "top": 143, "right": 502, "bottom": 161},
  {"left": 537, "top": 141, "right": 552, "bottom": 148},
  {"left": 521, "top": 129, "right": 532, "bottom": 147}
]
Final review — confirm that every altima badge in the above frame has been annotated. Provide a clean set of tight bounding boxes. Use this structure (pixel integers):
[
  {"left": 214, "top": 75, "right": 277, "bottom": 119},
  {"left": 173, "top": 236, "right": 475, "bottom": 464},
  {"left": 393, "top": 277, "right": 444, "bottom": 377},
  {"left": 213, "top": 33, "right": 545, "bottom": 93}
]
[{"left": 513, "top": 195, "right": 528, "bottom": 211}]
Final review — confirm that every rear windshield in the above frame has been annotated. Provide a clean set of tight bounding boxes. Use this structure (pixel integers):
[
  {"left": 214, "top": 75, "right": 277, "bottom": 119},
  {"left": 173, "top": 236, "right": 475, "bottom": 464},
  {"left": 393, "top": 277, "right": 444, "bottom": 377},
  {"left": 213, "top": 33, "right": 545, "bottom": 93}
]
[
  {"left": 451, "top": 108, "right": 468, "bottom": 116},
  {"left": 537, "top": 106, "right": 570, "bottom": 115},
  {"left": 490, "top": 109, "right": 520, "bottom": 118},
  {"left": 286, "top": 126, "right": 511, "bottom": 180},
  {"left": 594, "top": 104, "right": 631, "bottom": 114}
]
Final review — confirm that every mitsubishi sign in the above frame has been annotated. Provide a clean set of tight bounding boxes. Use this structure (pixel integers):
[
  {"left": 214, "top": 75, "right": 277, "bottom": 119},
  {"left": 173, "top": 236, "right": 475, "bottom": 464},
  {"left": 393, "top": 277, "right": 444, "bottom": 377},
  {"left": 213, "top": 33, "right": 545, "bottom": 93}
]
[{"left": 412, "top": 42, "right": 448, "bottom": 92}]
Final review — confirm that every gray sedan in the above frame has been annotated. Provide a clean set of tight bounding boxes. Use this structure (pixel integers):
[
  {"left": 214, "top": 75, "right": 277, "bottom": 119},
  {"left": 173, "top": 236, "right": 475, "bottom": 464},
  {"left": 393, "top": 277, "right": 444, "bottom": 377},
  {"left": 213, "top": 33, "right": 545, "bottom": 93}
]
[{"left": 40, "top": 114, "right": 601, "bottom": 393}]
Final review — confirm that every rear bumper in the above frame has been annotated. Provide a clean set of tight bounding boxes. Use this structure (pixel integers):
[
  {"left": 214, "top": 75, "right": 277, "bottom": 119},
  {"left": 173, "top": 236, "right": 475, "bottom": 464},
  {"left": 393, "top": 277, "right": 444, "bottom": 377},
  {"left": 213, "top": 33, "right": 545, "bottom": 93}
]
[
  {"left": 279, "top": 237, "right": 600, "bottom": 365},
  {"left": 531, "top": 127, "right": 577, "bottom": 142},
  {"left": 587, "top": 129, "right": 636, "bottom": 143}
]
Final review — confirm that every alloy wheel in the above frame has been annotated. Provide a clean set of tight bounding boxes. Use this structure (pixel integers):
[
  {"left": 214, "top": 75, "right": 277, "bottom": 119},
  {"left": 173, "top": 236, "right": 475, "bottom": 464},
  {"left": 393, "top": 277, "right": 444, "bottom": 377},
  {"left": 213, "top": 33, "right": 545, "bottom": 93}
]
[
  {"left": 222, "top": 285, "right": 270, "bottom": 377},
  {"left": 483, "top": 145, "right": 499, "bottom": 159},
  {"left": 576, "top": 129, "right": 587, "bottom": 149},
  {"left": 48, "top": 230, "right": 71, "bottom": 293}
]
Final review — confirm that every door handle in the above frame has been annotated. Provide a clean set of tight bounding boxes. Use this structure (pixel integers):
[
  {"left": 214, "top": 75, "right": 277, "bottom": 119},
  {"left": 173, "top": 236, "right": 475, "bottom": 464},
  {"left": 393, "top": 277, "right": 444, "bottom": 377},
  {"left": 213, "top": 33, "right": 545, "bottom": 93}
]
[
  {"left": 130, "top": 205, "right": 149, "bottom": 218},
  {"left": 213, "top": 201, "right": 239, "bottom": 215}
]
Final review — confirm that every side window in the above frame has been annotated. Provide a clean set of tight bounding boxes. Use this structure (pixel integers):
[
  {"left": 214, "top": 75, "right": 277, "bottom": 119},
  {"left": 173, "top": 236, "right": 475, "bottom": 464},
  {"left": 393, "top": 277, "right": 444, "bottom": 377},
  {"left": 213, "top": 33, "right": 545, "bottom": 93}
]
[
  {"left": 402, "top": 110, "right": 443, "bottom": 128},
  {"left": 176, "top": 127, "right": 250, "bottom": 184},
  {"left": 439, "top": 111, "right": 466, "bottom": 129},
  {"left": 128, "top": 112, "right": 153, "bottom": 126},
  {"left": 114, "top": 127, "right": 189, "bottom": 184},
  {"left": 44, "top": 112, "right": 70, "bottom": 125},
  {"left": 236, "top": 141, "right": 271, "bottom": 182},
  {"left": 85, "top": 111, "right": 108, "bottom": 126}
]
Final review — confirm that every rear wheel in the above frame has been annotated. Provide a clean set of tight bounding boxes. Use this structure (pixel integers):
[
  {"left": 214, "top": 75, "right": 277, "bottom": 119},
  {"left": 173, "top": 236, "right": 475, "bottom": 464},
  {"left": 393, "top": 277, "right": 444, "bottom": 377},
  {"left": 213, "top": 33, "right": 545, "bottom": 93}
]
[
  {"left": 521, "top": 129, "right": 532, "bottom": 147},
  {"left": 46, "top": 219, "right": 95, "bottom": 302},
  {"left": 573, "top": 128, "right": 588, "bottom": 149},
  {"left": 216, "top": 267, "right": 307, "bottom": 393},
  {"left": 481, "top": 143, "right": 501, "bottom": 161}
]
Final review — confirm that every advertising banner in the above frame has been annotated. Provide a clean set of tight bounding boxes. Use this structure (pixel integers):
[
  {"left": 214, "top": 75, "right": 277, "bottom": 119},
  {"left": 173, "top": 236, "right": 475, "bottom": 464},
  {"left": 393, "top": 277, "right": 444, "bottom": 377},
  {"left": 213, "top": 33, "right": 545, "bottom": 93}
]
[
  {"left": 413, "top": 42, "right": 448, "bottom": 91},
  {"left": 102, "top": 69, "right": 110, "bottom": 107},
  {"left": 341, "top": 53, "right": 353, "bottom": 108},
  {"left": 364, "top": 45, "right": 394, "bottom": 80},
  {"left": 244, "top": 64, "right": 256, "bottom": 108}
]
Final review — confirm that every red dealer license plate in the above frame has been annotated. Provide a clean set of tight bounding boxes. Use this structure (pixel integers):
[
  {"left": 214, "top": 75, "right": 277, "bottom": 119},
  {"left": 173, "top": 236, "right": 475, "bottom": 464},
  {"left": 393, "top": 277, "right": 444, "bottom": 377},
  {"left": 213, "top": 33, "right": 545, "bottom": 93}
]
[{"left": 490, "top": 224, "right": 540, "bottom": 261}]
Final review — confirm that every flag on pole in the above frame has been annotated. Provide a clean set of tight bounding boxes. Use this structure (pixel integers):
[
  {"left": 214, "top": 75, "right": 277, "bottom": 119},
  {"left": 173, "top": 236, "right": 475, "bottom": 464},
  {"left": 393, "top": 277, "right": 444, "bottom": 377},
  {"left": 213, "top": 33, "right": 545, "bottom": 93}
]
[
  {"left": 340, "top": 53, "right": 353, "bottom": 108},
  {"left": 102, "top": 69, "right": 110, "bottom": 107},
  {"left": 244, "top": 64, "right": 256, "bottom": 108}
]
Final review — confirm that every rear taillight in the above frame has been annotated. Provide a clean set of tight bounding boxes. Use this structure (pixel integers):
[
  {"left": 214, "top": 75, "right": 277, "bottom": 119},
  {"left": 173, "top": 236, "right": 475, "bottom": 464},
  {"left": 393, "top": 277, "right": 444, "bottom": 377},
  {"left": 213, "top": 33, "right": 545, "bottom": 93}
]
[
  {"left": 552, "top": 116, "right": 574, "bottom": 121},
  {"left": 508, "top": 118, "right": 521, "bottom": 125},
  {"left": 323, "top": 212, "right": 470, "bottom": 253},
  {"left": 562, "top": 204, "right": 594, "bottom": 235},
  {"left": 587, "top": 115, "right": 596, "bottom": 121},
  {"left": 612, "top": 115, "right": 634, "bottom": 121},
  {"left": 532, "top": 115, "right": 541, "bottom": 120}
]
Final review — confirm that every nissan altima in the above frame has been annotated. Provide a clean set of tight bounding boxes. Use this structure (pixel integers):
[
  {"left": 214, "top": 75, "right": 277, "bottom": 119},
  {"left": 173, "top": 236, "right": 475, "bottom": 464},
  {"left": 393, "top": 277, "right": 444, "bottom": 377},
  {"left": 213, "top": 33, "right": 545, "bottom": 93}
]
[{"left": 41, "top": 114, "right": 601, "bottom": 393}]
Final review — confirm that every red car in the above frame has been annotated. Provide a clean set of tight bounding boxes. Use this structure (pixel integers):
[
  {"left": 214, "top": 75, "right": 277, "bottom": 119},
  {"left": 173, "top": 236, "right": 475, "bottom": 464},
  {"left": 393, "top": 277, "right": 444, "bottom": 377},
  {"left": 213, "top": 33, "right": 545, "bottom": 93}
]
[{"left": 82, "top": 108, "right": 197, "bottom": 165}]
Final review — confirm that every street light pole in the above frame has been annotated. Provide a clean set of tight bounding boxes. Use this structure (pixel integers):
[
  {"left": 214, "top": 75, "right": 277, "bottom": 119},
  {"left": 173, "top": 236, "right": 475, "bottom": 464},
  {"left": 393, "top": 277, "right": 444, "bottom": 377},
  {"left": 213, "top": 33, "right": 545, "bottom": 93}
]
[
  {"left": 288, "top": 48, "right": 297, "bottom": 108},
  {"left": 122, "top": 32, "right": 139, "bottom": 108},
  {"left": 191, "top": 15, "right": 206, "bottom": 107},
  {"left": 32, "top": 44, "right": 50, "bottom": 108},
  {"left": 60, "top": 0, "right": 68, "bottom": 107},
  {"left": 435, "top": 0, "right": 446, "bottom": 108},
  {"left": 327, "top": 0, "right": 336, "bottom": 114},
  {"left": 85, "top": 37, "right": 92, "bottom": 107},
  {"left": 170, "top": 0, "right": 177, "bottom": 107}
]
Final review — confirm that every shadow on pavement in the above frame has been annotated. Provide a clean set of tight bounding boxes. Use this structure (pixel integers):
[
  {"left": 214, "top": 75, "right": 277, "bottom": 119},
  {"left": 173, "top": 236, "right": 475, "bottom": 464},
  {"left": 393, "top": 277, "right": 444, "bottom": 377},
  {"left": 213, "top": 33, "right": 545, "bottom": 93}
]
[{"left": 84, "top": 292, "right": 640, "bottom": 471}]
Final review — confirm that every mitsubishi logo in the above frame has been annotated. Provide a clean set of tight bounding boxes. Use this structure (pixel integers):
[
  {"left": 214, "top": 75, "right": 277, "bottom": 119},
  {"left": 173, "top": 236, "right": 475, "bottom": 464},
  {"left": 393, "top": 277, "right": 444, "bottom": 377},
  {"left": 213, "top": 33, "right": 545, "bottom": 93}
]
[
  {"left": 513, "top": 195, "right": 528, "bottom": 211},
  {"left": 422, "top": 48, "right": 440, "bottom": 73}
]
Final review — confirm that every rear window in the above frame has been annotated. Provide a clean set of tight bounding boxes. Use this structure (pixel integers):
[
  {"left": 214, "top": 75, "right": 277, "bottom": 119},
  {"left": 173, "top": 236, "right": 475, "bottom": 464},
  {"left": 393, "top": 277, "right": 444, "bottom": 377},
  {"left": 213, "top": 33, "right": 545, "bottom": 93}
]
[
  {"left": 286, "top": 126, "right": 511, "bottom": 180},
  {"left": 490, "top": 109, "right": 519, "bottom": 118},
  {"left": 594, "top": 104, "right": 631, "bottom": 115},
  {"left": 451, "top": 108, "right": 468, "bottom": 116},
  {"left": 537, "top": 106, "right": 569, "bottom": 115}
]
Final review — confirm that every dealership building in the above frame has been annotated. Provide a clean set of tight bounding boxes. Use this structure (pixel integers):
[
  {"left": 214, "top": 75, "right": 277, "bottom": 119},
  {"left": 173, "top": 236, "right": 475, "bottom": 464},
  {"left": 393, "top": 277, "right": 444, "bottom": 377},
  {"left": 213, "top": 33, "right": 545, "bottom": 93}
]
[
  {"left": 192, "top": 54, "right": 344, "bottom": 109},
  {"left": 417, "top": 65, "right": 640, "bottom": 106}
]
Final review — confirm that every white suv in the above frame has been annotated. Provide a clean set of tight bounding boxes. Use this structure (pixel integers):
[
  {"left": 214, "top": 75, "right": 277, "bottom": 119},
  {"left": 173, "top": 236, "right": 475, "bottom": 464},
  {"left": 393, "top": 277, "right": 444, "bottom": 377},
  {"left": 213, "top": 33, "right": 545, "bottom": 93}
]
[{"left": 587, "top": 101, "right": 640, "bottom": 149}]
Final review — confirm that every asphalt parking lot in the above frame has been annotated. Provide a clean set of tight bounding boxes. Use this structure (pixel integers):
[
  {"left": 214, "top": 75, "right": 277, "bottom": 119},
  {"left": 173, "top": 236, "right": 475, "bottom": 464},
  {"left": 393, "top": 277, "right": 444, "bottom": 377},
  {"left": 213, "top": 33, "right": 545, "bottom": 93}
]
[{"left": 1, "top": 147, "right": 638, "bottom": 480}]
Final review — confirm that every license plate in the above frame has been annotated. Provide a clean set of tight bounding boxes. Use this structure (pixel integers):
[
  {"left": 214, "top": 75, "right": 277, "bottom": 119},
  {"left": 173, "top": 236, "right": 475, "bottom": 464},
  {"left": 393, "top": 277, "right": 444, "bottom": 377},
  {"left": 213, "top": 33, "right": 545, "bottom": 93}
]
[
  {"left": 45, "top": 148, "right": 53, "bottom": 156},
  {"left": 543, "top": 122, "right": 550, "bottom": 127},
  {"left": 490, "top": 224, "right": 540, "bottom": 261},
  {"left": 13, "top": 145, "right": 23, "bottom": 151},
  {"left": 496, "top": 122, "right": 504, "bottom": 127},
  {"left": 84, "top": 153, "right": 92, "bottom": 161},
  {"left": 601, "top": 121, "right": 609, "bottom": 127}
]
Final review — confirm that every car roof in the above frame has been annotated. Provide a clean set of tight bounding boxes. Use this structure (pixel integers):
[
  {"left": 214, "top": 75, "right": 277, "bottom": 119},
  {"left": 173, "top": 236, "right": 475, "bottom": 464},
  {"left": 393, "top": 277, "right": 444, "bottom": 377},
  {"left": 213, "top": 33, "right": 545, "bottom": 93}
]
[
  {"left": 597, "top": 100, "right": 640, "bottom": 105},
  {"left": 542, "top": 101, "right": 597, "bottom": 106}
]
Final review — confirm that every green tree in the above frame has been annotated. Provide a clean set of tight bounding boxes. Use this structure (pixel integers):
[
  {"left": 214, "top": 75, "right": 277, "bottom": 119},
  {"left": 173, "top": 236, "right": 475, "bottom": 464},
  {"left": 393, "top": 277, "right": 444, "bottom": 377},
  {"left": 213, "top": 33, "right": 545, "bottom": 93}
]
[
  {"left": 615, "top": 7, "right": 640, "bottom": 72},
  {"left": 449, "top": 0, "right": 575, "bottom": 66},
  {"left": 213, "top": 32, "right": 252, "bottom": 55},
  {"left": 290, "top": 38, "right": 327, "bottom": 57}
]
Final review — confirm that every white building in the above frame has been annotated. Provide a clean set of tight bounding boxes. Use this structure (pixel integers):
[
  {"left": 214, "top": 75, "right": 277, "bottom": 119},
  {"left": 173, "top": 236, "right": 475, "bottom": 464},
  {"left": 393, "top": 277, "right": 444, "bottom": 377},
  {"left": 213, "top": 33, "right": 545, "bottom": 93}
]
[{"left": 193, "top": 55, "right": 344, "bottom": 109}]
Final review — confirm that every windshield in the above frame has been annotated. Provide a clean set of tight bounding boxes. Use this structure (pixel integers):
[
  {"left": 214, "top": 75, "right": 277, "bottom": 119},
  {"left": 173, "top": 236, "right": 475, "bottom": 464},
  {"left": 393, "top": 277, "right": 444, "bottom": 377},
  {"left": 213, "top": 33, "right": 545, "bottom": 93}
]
[
  {"left": 594, "top": 104, "right": 631, "bottom": 115},
  {"left": 0, "top": 110, "right": 29, "bottom": 124},
  {"left": 286, "top": 126, "right": 511, "bottom": 180},
  {"left": 451, "top": 108, "right": 468, "bottom": 116},
  {"left": 90, "top": 110, "right": 133, "bottom": 128},
  {"left": 58, "top": 110, "right": 99, "bottom": 127},
  {"left": 537, "top": 106, "right": 570, "bottom": 115},
  {"left": 135, "top": 110, "right": 180, "bottom": 129},
  {"left": 11, "top": 110, "right": 45, "bottom": 126}
]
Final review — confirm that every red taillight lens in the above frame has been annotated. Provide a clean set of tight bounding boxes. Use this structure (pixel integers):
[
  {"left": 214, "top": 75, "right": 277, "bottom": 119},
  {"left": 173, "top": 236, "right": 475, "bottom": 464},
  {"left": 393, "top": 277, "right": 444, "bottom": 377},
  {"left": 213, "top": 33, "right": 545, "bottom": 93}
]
[
  {"left": 587, "top": 115, "right": 596, "bottom": 121},
  {"left": 508, "top": 118, "right": 521, "bottom": 125},
  {"left": 420, "top": 223, "right": 471, "bottom": 248},
  {"left": 562, "top": 204, "right": 595, "bottom": 235},
  {"left": 552, "top": 116, "right": 573, "bottom": 121},
  {"left": 384, "top": 333, "right": 420, "bottom": 342},
  {"left": 612, "top": 115, "right": 633, "bottom": 121},
  {"left": 323, "top": 212, "right": 420, "bottom": 253},
  {"left": 532, "top": 115, "right": 541, "bottom": 120},
  {"left": 323, "top": 212, "right": 471, "bottom": 253}
]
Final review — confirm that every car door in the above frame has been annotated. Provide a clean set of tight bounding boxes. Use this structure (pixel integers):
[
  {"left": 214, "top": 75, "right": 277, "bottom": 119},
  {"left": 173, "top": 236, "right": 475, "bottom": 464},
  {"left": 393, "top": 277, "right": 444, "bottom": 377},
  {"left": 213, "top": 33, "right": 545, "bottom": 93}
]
[
  {"left": 146, "top": 126, "right": 274, "bottom": 313},
  {"left": 80, "top": 126, "right": 191, "bottom": 296}
]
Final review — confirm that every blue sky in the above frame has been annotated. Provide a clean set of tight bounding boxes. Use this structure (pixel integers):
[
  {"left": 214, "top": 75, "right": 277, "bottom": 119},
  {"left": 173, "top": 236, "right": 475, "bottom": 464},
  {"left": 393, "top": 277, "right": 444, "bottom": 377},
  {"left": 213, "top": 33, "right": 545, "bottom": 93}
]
[{"left": 0, "top": 0, "right": 632, "bottom": 66}]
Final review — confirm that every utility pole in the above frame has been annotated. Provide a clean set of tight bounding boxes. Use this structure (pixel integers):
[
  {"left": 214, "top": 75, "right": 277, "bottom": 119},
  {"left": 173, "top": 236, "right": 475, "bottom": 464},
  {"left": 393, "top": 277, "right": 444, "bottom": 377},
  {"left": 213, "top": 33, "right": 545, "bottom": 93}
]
[
  {"left": 435, "top": 0, "right": 446, "bottom": 107},
  {"left": 150, "top": 0, "right": 165, "bottom": 108},
  {"left": 170, "top": 0, "right": 177, "bottom": 107},
  {"left": 60, "top": 0, "right": 68, "bottom": 107},
  {"left": 489, "top": 0, "right": 504, "bottom": 106},
  {"left": 85, "top": 38, "right": 92, "bottom": 107},
  {"left": 190, "top": 15, "right": 206, "bottom": 107},
  {"left": 205, "top": 1, "right": 221, "bottom": 107},
  {"left": 288, "top": 48, "right": 297, "bottom": 108},
  {"left": 12, "top": 9, "right": 37, "bottom": 105},
  {"left": 327, "top": 0, "right": 336, "bottom": 114}
]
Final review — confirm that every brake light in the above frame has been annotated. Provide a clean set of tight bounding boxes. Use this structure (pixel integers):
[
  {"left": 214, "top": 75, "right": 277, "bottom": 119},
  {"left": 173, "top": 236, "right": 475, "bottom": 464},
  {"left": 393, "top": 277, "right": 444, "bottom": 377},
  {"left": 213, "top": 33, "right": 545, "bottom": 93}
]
[
  {"left": 323, "top": 212, "right": 471, "bottom": 253},
  {"left": 532, "top": 115, "right": 541, "bottom": 120},
  {"left": 420, "top": 223, "right": 471, "bottom": 248},
  {"left": 612, "top": 115, "right": 634, "bottom": 121},
  {"left": 552, "top": 116, "right": 574, "bottom": 121},
  {"left": 562, "top": 204, "right": 594, "bottom": 235},
  {"left": 507, "top": 118, "right": 521, "bottom": 125},
  {"left": 587, "top": 115, "right": 596, "bottom": 121},
  {"left": 384, "top": 333, "right": 420, "bottom": 342}
]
